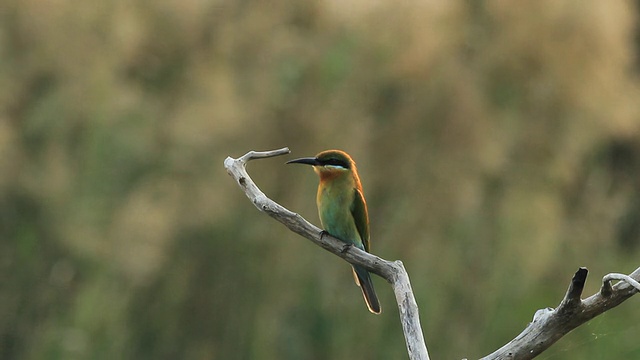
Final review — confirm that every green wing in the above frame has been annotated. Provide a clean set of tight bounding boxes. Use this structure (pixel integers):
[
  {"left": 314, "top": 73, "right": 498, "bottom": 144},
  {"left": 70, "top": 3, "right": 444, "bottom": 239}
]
[{"left": 351, "top": 188, "right": 370, "bottom": 252}]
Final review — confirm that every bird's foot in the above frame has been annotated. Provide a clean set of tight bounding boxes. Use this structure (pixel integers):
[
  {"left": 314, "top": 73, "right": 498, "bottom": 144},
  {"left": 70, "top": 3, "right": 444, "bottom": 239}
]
[
  {"left": 341, "top": 243, "right": 353, "bottom": 253},
  {"left": 320, "top": 230, "right": 329, "bottom": 240}
]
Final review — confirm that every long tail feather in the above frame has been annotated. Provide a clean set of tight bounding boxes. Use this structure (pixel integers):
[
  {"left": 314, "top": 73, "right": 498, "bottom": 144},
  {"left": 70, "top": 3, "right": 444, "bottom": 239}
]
[{"left": 352, "top": 265, "right": 381, "bottom": 314}]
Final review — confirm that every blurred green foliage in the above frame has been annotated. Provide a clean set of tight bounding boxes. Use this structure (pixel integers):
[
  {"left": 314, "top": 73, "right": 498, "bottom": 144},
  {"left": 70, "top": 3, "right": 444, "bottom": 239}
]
[{"left": 1, "top": 0, "right": 640, "bottom": 359}]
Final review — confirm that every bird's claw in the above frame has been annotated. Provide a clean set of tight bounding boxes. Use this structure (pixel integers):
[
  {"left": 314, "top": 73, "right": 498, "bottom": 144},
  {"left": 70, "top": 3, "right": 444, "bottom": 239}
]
[{"left": 320, "top": 230, "right": 351, "bottom": 253}]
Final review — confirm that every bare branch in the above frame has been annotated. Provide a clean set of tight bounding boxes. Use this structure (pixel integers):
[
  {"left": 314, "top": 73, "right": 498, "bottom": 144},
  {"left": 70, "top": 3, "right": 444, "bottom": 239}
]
[
  {"left": 224, "top": 149, "right": 430, "bottom": 360},
  {"left": 480, "top": 267, "right": 640, "bottom": 360}
]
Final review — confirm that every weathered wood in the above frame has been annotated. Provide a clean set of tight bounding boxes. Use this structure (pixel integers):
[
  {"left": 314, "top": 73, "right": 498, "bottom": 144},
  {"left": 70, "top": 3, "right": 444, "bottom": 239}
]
[
  {"left": 224, "top": 148, "right": 430, "bottom": 360},
  {"left": 480, "top": 267, "right": 640, "bottom": 360}
]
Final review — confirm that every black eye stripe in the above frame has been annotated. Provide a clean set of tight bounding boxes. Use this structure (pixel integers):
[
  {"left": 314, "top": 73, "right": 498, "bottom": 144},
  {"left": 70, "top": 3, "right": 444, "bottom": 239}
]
[{"left": 323, "top": 158, "right": 350, "bottom": 169}]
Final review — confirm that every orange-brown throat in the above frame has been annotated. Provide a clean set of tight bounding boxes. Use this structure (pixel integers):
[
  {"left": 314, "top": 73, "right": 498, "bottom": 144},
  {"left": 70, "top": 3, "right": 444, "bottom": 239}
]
[
  {"left": 314, "top": 166, "right": 347, "bottom": 182},
  {"left": 314, "top": 165, "right": 364, "bottom": 197}
]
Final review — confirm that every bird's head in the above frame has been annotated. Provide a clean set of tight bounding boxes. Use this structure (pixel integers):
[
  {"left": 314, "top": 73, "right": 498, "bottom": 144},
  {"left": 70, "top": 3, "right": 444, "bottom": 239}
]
[{"left": 286, "top": 150, "right": 356, "bottom": 180}]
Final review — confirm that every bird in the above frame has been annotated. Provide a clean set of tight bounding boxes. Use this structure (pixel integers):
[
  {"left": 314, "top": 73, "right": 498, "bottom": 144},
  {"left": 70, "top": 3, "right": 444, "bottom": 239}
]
[{"left": 287, "top": 150, "right": 381, "bottom": 314}]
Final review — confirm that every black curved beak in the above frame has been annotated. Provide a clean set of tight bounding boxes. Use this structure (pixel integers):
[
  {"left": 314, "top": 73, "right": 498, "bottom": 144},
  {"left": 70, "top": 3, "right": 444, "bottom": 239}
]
[{"left": 286, "top": 157, "right": 320, "bottom": 166}]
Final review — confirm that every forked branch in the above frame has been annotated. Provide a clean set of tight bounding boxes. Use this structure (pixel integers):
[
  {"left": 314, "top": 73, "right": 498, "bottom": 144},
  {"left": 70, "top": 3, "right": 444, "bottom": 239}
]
[{"left": 480, "top": 267, "right": 640, "bottom": 359}]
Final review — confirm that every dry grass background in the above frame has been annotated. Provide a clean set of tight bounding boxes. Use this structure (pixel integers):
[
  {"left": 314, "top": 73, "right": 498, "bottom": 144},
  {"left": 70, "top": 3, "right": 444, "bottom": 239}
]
[{"left": 1, "top": 0, "right": 640, "bottom": 359}]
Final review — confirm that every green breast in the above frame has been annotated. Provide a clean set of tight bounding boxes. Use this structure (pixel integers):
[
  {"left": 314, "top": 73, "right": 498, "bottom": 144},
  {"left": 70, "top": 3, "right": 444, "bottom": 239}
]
[{"left": 317, "top": 183, "right": 363, "bottom": 249}]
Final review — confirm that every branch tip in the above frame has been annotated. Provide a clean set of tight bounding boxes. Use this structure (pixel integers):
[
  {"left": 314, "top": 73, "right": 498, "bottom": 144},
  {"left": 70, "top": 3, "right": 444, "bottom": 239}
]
[
  {"left": 558, "top": 267, "right": 588, "bottom": 313},
  {"left": 568, "top": 267, "right": 588, "bottom": 299}
]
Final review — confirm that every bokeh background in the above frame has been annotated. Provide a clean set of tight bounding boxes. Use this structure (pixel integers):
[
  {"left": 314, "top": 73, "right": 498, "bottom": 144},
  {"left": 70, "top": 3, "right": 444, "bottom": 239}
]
[{"left": 2, "top": 0, "right": 640, "bottom": 359}]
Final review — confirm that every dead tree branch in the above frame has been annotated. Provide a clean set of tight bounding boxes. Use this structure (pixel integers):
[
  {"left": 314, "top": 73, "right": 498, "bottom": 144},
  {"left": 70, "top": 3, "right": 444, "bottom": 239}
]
[
  {"left": 480, "top": 266, "right": 640, "bottom": 359},
  {"left": 224, "top": 148, "right": 430, "bottom": 360}
]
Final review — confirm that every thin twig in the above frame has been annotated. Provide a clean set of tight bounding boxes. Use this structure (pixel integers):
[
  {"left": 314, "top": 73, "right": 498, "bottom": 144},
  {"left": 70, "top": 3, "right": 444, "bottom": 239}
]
[{"left": 602, "top": 273, "right": 640, "bottom": 292}]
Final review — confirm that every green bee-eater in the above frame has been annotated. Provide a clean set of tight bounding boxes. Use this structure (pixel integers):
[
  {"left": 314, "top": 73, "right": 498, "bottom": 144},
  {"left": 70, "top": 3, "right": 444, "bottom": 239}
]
[{"left": 287, "top": 150, "right": 381, "bottom": 314}]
